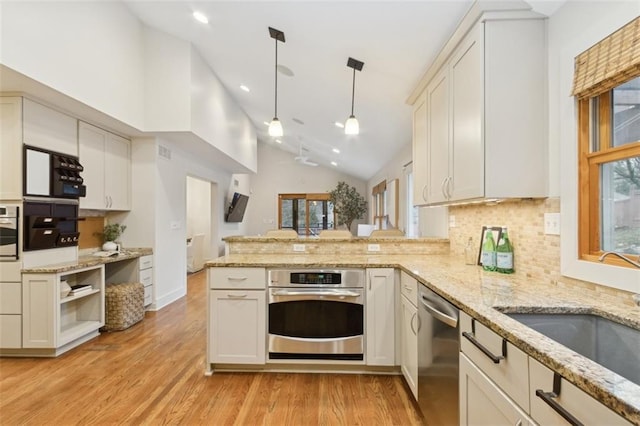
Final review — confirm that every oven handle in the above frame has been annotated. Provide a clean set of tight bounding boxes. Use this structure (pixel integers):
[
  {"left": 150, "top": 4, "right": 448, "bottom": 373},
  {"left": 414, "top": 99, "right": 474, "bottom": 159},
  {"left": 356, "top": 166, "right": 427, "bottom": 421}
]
[{"left": 271, "top": 290, "right": 361, "bottom": 298}]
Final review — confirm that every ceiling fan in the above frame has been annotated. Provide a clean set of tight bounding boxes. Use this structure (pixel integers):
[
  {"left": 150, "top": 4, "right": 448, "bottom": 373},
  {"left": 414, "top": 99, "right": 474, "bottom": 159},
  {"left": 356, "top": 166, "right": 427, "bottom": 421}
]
[{"left": 294, "top": 145, "right": 318, "bottom": 167}]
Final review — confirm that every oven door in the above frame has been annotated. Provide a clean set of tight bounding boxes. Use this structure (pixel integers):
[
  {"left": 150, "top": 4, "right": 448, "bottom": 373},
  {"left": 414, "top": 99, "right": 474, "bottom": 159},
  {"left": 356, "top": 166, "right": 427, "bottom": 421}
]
[
  {"left": 0, "top": 218, "right": 19, "bottom": 260},
  {"left": 268, "top": 288, "right": 364, "bottom": 360}
]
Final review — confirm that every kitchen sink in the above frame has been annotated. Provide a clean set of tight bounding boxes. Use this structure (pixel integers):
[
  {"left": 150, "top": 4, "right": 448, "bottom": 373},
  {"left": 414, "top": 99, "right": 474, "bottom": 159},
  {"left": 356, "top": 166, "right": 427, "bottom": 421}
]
[{"left": 506, "top": 313, "right": 640, "bottom": 386}]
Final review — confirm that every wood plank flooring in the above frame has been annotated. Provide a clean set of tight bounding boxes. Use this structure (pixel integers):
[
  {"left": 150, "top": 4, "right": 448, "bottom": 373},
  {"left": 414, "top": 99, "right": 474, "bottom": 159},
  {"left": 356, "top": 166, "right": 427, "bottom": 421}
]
[{"left": 0, "top": 271, "right": 425, "bottom": 425}]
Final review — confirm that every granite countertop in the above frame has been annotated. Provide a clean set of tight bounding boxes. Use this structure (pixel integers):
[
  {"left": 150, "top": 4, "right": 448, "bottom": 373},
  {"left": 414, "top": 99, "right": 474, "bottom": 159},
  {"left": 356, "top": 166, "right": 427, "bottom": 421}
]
[
  {"left": 22, "top": 248, "right": 153, "bottom": 273},
  {"left": 222, "top": 235, "right": 449, "bottom": 244},
  {"left": 206, "top": 253, "right": 640, "bottom": 423}
]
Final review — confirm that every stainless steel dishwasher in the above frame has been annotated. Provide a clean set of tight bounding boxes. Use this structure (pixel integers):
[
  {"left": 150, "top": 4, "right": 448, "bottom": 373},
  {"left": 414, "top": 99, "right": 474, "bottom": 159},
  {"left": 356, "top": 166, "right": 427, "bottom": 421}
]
[{"left": 418, "top": 285, "right": 460, "bottom": 425}]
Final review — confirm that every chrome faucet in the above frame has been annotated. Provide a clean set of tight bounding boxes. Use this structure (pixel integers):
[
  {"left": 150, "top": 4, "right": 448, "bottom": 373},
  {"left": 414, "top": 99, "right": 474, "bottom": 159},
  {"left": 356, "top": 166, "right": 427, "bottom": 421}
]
[{"left": 598, "top": 251, "right": 640, "bottom": 269}]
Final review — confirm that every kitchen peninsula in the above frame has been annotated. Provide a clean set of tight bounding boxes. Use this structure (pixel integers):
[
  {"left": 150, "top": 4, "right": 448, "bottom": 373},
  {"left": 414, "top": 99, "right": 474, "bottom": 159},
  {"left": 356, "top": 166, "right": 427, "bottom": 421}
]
[{"left": 207, "top": 237, "right": 640, "bottom": 425}]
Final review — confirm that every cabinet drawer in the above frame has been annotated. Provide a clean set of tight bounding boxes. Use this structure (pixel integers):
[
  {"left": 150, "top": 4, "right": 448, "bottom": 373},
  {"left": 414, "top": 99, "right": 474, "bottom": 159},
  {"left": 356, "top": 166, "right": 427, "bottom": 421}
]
[
  {"left": 0, "top": 282, "right": 21, "bottom": 314},
  {"left": 0, "top": 314, "right": 22, "bottom": 348},
  {"left": 529, "top": 358, "right": 631, "bottom": 425},
  {"left": 143, "top": 286, "right": 152, "bottom": 306},
  {"left": 460, "top": 312, "right": 529, "bottom": 411},
  {"left": 400, "top": 271, "right": 417, "bottom": 307},
  {"left": 139, "top": 268, "right": 153, "bottom": 287},
  {"left": 209, "top": 268, "right": 266, "bottom": 290},
  {"left": 138, "top": 255, "right": 153, "bottom": 270}
]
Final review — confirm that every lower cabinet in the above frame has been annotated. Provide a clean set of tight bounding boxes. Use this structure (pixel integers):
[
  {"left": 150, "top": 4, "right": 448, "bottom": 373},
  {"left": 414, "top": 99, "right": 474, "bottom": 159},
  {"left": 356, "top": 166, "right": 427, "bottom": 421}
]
[
  {"left": 400, "top": 291, "right": 418, "bottom": 399},
  {"left": 366, "top": 268, "right": 395, "bottom": 366},
  {"left": 208, "top": 267, "right": 266, "bottom": 366},
  {"left": 0, "top": 281, "right": 22, "bottom": 348},
  {"left": 460, "top": 353, "right": 534, "bottom": 425}
]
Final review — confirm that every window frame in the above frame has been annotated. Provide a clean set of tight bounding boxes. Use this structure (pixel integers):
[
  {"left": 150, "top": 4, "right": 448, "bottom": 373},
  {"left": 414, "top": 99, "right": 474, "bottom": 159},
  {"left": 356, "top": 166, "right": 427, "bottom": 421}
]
[
  {"left": 277, "top": 193, "right": 333, "bottom": 236},
  {"left": 577, "top": 91, "right": 640, "bottom": 268}
]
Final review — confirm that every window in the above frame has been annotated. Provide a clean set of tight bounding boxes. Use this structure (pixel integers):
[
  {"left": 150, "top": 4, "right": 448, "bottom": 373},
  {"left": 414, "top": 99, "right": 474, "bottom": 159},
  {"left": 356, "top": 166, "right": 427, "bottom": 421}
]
[
  {"left": 405, "top": 164, "right": 419, "bottom": 237},
  {"left": 278, "top": 193, "right": 334, "bottom": 236},
  {"left": 371, "top": 180, "right": 387, "bottom": 229},
  {"left": 574, "top": 17, "right": 640, "bottom": 267}
]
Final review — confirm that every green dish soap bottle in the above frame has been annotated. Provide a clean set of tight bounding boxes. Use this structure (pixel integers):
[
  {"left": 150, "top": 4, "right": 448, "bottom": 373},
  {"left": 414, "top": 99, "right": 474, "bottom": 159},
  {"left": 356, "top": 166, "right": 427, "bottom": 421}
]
[
  {"left": 496, "top": 227, "right": 514, "bottom": 274},
  {"left": 481, "top": 228, "right": 497, "bottom": 271}
]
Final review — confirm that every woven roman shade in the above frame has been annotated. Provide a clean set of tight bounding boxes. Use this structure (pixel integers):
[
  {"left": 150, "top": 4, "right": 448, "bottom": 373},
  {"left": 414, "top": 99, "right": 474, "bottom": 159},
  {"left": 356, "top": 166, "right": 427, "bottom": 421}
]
[{"left": 572, "top": 16, "right": 640, "bottom": 99}]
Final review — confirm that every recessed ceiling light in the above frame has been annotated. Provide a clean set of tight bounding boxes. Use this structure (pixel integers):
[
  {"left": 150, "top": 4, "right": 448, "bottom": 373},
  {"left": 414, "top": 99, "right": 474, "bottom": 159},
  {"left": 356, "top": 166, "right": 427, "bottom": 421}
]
[
  {"left": 240, "top": 85, "right": 250, "bottom": 92},
  {"left": 263, "top": 121, "right": 270, "bottom": 126},
  {"left": 335, "top": 122, "right": 344, "bottom": 128},
  {"left": 331, "top": 161, "right": 338, "bottom": 167},
  {"left": 275, "top": 139, "right": 282, "bottom": 144},
  {"left": 192, "top": 11, "right": 209, "bottom": 24},
  {"left": 332, "top": 148, "right": 340, "bottom": 154}
]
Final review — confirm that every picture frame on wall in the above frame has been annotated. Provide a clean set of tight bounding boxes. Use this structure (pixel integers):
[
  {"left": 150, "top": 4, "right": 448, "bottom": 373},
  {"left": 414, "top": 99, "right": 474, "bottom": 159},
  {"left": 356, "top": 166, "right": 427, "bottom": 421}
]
[{"left": 477, "top": 226, "right": 503, "bottom": 266}]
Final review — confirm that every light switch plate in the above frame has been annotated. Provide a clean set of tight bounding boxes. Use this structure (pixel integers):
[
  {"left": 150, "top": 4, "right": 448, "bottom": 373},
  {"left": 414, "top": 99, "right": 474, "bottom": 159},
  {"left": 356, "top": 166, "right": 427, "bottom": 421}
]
[
  {"left": 293, "top": 244, "right": 305, "bottom": 252},
  {"left": 449, "top": 215, "right": 456, "bottom": 227},
  {"left": 368, "top": 244, "right": 381, "bottom": 252},
  {"left": 544, "top": 213, "right": 560, "bottom": 235}
]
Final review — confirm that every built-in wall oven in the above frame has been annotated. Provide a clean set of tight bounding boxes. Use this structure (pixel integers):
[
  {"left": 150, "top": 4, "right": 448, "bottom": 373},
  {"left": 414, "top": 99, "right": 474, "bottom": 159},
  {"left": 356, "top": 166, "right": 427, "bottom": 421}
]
[
  {"left": 0, "top": 205, "right": 19, "bottom": 261},
  {"left": 268, "top": 269, "right": 365, "bottom": 361}
]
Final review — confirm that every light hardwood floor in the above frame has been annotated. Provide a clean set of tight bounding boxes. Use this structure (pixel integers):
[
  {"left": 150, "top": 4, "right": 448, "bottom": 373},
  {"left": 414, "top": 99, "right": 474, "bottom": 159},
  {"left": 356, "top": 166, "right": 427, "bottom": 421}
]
[{"left": 0, "top": 271, "right": 425, "bottom": 425}]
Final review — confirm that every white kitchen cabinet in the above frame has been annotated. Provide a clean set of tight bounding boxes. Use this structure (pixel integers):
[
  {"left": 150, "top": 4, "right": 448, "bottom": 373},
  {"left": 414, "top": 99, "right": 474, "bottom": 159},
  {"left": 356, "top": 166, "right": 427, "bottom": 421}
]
[
  {"left": 208, "top": 267, "right": 266, "bottom": 366},
  {"left": 400, "top": 285, "right": 418, "bottom": 400},
  {"left": 78, "top": 121, "right": 131, "bottom": 211},
  {"left": 104, "top": 255, "right": 154, "bottom": 309},
  {"left": 365, "top": 268, "right": 395, "bottom": 366},
  {"left": 412, "top": 16, "right": 547, "bottom": 206},
  {"left": 23, "top": 98, "right": 78, "bottom": 156},
  {"left": 0, "top": 97, "right": 23, "bottom": 200},
  {"left": 529, "top": 358, "right": 631, "bottom": 426},
  {"left": 0, "top": 281, "right": 22, "bottom": 348},
  {"left": 21, "top": 265, "right": 104, "bottom": 354},
  {"left": 460, "top": 353, "right": 535, "bottom": 426}
]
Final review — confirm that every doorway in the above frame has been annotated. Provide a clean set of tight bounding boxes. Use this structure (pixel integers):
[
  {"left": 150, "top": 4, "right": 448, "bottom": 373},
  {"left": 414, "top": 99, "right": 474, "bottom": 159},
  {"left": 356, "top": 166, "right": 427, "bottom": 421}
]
[{"left": 186, "top": 176, "right": 217, "bottom": 280}]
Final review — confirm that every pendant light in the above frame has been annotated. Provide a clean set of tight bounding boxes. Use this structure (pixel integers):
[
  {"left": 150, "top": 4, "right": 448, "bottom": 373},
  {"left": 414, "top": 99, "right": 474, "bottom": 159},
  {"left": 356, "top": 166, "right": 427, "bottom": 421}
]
[
  {"left": 345, "top": 57, "right": 364, "bottom": 135},
  {"left": 268, "top": 27, "right": 285, "bottom": 137}
]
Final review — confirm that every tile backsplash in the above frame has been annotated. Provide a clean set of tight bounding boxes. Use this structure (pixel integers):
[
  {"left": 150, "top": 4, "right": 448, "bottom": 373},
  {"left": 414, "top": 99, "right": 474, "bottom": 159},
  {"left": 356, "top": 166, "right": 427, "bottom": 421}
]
[{"left": 448, "top": 198, "right": 636, "bottom": 307}]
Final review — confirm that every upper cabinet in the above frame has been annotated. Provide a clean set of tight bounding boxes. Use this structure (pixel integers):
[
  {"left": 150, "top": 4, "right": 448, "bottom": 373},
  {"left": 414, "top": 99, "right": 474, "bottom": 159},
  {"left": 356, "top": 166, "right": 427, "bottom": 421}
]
[
  {"left": 23, "top": 98, "right": 78, "bottom": 156},
  {"left": 78, "top": 122, "right": 131, "bottom": 211},
  {"left": 0, "top": 97, "right": 23, "bottom": 201},
  {"left": 412, "top": 15, "right": 547, "bottom": 206}
]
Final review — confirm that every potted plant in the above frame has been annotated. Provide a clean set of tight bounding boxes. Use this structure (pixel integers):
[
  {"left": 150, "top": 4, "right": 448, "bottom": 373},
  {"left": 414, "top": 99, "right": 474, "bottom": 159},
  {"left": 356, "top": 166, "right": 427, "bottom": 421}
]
[
  {"left": 328, "top": 181, "right": 367, "bottom": 233},
  {"left": 97, "top": 223, "right": 126, "bottom": 251}
]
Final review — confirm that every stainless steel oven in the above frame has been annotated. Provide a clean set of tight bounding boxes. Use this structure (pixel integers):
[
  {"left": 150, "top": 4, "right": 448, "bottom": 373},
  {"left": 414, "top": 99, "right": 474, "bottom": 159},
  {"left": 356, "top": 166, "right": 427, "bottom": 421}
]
[
  {"left": 0, "top": 205, "right": 19, "bottom": 261},
  {"left": 268, "top": 269, "right": 365, "bottom": 361}
]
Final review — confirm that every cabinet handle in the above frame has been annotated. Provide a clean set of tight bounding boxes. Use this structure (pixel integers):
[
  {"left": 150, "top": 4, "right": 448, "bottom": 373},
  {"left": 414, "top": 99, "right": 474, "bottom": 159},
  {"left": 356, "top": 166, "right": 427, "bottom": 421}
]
[
  {"left": 404, "top": 285, "right": 413, "bottom": 292},
  {"left": 462, "top": 319, "right": 506, "bottom": 363},
  {"left": 441, "top": 178, "right": 448, "bottom": 199},
  {"left": 535, "top": 373, "right": 583, "bottom": 426},
  {"left": 422, "top": 184, "right": 428, "bottom": 202},
  {"left": 227, "top": 276, "right": 248, "bottom": 281},
  {"left": 446, "top": 177, "right": 453, "bottom": 199},
  {"left": 410, "top": 312, "right": 417, "bottom": 335},
  {"left": 227, "top": 293, "right": 248, "bottom": 298}
]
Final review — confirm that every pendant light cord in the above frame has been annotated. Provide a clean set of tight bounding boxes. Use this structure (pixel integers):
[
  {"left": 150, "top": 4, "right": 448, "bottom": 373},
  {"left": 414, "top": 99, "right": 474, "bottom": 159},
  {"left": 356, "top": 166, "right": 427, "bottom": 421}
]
[
  {"left": 351, "top": 67, "right": 356, "bottom": 116},
  {"left": 274, "top": 38, "right": 278, "bottom": 118}
]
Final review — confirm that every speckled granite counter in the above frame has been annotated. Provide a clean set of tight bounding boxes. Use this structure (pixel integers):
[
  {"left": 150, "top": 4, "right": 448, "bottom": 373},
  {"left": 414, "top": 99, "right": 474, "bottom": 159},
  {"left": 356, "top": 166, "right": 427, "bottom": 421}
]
[
  {"left": 22, "top": 248, "right": 153, "bottom": 273},
  {"left": 206, "top": 253, "right": 640, "bottom": 424}
]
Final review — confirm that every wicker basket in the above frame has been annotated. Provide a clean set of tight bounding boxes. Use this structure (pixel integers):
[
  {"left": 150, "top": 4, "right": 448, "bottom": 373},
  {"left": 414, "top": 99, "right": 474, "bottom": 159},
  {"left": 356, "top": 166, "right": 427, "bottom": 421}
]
[{"left": 103, "top": 282, "right": 144, "bottom": 331}]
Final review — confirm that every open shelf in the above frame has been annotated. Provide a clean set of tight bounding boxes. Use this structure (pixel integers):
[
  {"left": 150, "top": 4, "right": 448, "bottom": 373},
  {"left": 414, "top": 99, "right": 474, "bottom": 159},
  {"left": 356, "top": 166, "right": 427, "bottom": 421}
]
[
  {"left": 59, "top": 320, "right": 102, "bottom": 346},
  {"left": 60, "top": 288, "right": 100, "bottom": 304}
]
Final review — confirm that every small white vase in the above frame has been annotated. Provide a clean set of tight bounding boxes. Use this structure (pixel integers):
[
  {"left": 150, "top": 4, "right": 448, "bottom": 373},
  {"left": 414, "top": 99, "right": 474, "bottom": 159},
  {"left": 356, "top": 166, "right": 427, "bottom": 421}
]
[{"left": 102, "top": 241, "right": 118, "bottom": 251}]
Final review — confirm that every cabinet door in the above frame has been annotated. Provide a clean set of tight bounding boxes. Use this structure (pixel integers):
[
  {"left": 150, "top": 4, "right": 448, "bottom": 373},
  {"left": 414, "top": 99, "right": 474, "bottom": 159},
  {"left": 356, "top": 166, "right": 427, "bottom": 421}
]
[
  {"left": 104, "top": 133, "right": 130, "bottom": 210},
  {"left": 426, "top": 67, "right": 450, "bottom": 204},
  {"left": 529, "top": 358, "right": 631, "bottom": 426},
  {"left": 366, "top": 268, "right": 395, "bottom": 366},
  {"left": 460, "top": 353, "right": 534, "bottom": 426},
  {"left": 23, "top": 98, "right": 78, "bottom": 156},
  {"left": 412, "top": 92, "right": 429, "bottom": 205},
  {"left": 400, "top": 294, "right": 418, "bottom": 400},
  {"left": 0, "top": 97, "right": 23, "bottom": 200},
  {"left": 209, "top": 289, "right": 265, "bottom": 364},
  {"left": 78, "top": 122, "right": 107, "bottom": 209},
  {"left": 450, "top": 23, "right": 484, "bottom": 202},
  {"left": 22, "top": 274, "right": 56, "bottom": 348}
]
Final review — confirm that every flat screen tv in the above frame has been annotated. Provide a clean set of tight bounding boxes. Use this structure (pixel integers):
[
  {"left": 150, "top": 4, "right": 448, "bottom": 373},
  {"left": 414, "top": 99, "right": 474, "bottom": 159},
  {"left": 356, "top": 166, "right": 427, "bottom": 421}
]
[{"left": 225, "top": 192, "right": 249, "bottom": 223}]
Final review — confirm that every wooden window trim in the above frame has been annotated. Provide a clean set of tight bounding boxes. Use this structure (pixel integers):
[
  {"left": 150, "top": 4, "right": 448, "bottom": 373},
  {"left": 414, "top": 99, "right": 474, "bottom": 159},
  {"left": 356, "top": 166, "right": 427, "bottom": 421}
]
[{"left": 277, "top": 193, "right": 332, "bottom": 235}]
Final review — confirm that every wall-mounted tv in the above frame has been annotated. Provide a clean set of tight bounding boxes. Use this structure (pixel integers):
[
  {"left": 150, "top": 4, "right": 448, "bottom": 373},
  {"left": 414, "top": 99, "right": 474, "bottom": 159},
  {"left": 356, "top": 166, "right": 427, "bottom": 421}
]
[{"left": 225, "top": 192, "right": 249, "bottom": 223}]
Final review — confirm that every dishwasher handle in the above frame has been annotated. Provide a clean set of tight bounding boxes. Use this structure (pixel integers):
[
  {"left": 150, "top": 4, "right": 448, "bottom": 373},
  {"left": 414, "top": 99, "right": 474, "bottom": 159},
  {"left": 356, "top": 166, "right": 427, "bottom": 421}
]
[{"left": 420, "top": 292, "right": 458, "bottom": 328}]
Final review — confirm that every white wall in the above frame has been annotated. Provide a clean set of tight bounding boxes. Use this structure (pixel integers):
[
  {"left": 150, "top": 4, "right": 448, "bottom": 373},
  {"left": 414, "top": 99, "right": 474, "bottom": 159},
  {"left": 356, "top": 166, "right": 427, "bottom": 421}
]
[
  {"left": 0, "top": 1, "right": 145, "bottom": 129},
  {"left": 550, "top": 1, "right": 640, "bottom": 293},
  {"left": 244, "top": 141, "right": 368, "bottom": 236}
]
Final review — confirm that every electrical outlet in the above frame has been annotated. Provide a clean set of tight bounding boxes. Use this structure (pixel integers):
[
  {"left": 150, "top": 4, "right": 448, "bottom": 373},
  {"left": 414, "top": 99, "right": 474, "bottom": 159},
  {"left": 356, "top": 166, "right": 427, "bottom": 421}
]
[
  {"left": 544, "top": 213, "right": 560, "bottom": 235},
  {"left": 449, "top": 215, "right": 456, "bottom": 227},
  {"left": 368, "top": 244, "right": 381, "bottom": 252},
  {"left": 170, "top": 220, "right": 181, "bottom": 230},
  {"left": 293, "top": 244, "right": 305, "bottom": 252}
]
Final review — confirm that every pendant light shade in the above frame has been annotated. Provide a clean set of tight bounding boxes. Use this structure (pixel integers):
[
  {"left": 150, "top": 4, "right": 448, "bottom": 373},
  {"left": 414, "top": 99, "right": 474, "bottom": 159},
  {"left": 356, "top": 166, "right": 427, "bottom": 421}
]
[
  {"left": 268, "top": 27, "right": 285, "bottom": 137},
  {"left": 345, "top": 57, "right": 364, "bottom": 135}
]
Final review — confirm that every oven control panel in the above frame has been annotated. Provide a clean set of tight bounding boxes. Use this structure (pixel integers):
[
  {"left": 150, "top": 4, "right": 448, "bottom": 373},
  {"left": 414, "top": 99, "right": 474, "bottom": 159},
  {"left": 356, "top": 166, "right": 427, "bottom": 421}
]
[
  {"left": 268, "top": 269, "right": 365, "bottom": 288},
  {"left": 290, "top": 272, "right": 341, "bottom": 285}
]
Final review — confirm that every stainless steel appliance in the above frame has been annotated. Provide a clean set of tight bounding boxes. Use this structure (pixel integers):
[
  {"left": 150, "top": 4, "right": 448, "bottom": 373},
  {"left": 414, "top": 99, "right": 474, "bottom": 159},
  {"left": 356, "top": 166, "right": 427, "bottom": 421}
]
[
  {"left": 268, "top": 268, "right": 365, "bottom": 361},
  {"left": 24, "top": 146, "right": 85, "bottom": 199},
  {"left": 418, "top": 286, "right": 460, "bottom": 425},
  {"left": 0, "top": 205, "right": 19, "bottom": 260}
]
